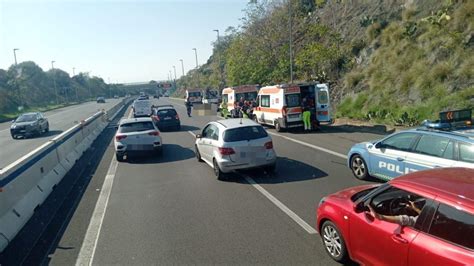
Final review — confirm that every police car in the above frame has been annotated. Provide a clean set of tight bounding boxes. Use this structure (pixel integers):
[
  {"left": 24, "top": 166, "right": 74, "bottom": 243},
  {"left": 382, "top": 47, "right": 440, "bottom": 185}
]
[{"left": 348, "top": 109, "right": 474, "bottom": 181}]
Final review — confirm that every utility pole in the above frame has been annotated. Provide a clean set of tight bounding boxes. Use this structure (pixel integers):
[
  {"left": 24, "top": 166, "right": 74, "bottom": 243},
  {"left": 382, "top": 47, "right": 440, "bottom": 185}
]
[
  {"left": 51, "top": 60, "right": 59, "bottom": 105},
  {"left": 72, "top": 67, "right": 75, "bottom": 76},
  {"left": 179, "top": 59, "right": 185, "bottom": 76},
  {"left": 13, "top": 48, "right": 22, "bottom": 106},
  {"left": 288, "top": 0, "right": 294, "bottom": 83},
  {"left": 173, "top": 66, "right": 177, "bottom": 80}
]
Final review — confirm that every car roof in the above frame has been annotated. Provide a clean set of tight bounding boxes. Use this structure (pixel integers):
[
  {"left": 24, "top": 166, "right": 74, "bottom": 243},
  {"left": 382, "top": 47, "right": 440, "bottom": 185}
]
[
  {"left": 119, "top": 117, "right": 153, "bottom": 124},
  {"left": 213, "top": 118, "right": 260, "bottom": 129},
  {"left": 390, "top": 168, "right": 474, "bottom": 209},
  {"left": 21, "top": 112, "right": 39, "bottom": 116},
  {"left": 398, "top": 128, "right": 474, "bottom": 143}
]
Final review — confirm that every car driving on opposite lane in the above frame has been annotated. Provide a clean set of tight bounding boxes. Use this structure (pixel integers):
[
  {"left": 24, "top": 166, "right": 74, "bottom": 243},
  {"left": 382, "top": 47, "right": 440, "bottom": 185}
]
[
  {"left": 151, "top": 105, "right": 181, "bottom": 131},
  {"left": 348, "top": 109, "right": 474, "bottom": 181},
  {"left": 316, "top": 167, "right": 474, "bottom": 265},
  {"left": 195, "top": 119, "right": 277, "bottom": 180},
  {"left": 10, "top": 112, "right": 49, "bottom": 139},
  {"left": 114, "top": 117, "right": 162, "bottom": 162}
]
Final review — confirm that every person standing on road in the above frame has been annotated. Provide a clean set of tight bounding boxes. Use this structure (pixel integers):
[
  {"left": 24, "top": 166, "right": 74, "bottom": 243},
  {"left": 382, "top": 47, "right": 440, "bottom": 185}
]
[
  {"left": 185, "top": 100, "right": 193, "bottom": 117},
  {"left": 302, "top": 98, "right": 311, "bottom": 132}
]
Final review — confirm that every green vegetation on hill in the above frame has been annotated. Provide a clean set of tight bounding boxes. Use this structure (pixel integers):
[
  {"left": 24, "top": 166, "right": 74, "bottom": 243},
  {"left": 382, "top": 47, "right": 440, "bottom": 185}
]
[
  {"left": 175, "top": 0, "right": 473, "bottom": 126},
  {"left": 0, "top": 61, "right": 125, "bottom": 118},
  {"left": 338, "top": 0, "right": 474, "bottom": 125}
]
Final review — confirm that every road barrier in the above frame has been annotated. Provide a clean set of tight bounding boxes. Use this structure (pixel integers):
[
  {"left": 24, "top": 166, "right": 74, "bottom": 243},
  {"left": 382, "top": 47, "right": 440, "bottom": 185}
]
[{"left": 0, "top": 98, "right": 131, "bottom": 253}]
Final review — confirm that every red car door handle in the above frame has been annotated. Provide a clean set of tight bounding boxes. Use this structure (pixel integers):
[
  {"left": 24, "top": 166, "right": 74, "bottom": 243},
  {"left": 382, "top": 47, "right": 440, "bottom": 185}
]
[{"left": 391, "top": 234, "right": 408, "bottom": 244}]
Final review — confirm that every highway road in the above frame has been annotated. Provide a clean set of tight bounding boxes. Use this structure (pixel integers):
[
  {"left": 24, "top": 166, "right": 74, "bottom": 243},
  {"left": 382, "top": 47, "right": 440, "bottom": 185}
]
[
  {"left": 0, "top": 99, "right": 122, "bottom": 169},
  {"left": 1, "top": 97, "right": 389, "bottom": 265}
]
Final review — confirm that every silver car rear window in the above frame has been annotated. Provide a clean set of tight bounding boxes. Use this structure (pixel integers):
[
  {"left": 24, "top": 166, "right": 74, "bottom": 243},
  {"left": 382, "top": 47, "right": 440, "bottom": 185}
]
[
  {"left": 223, "top": 126, "right": 268, "bottom": 142},
  {"left": 119, "top": 122, "right": 155, "bottom": 133}
]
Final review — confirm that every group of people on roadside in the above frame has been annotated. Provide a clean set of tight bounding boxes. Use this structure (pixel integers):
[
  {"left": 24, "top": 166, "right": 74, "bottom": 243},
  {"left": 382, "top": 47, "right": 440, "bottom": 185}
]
[{"left": 232, "top": 97, "right": 257, "bottom": 119}]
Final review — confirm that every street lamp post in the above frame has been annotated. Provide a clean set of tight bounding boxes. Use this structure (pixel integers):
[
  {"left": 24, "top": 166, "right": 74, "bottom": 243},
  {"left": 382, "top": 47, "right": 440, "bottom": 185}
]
[
  {"left": 192, "top": 48, "right": 199, "bottom": 88},
  {"left": 72, "top": 67, "right": 75, "bottom": 76},
  {"left": 213, "top": 29, "right": 224, "bottom": 90},
  {"left": 192, "top": 48, "right": 199, "bottom": 68},
  {"left": 51, "top": 60, "right": 59, "bottom": 105},
  {"left": 13, "top": 48, "right": 19, "bottom": 65},
  {"left": 173, "top": 66, "right": 177, "bottom": 80},
  {"left": 179, "top": 59, "right": 185, "bottom": 76}
]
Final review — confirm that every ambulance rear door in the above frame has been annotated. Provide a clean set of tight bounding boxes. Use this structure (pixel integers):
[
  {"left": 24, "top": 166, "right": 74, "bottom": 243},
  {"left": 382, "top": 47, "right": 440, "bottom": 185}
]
[{"left": 315, "top": 84, "right": 331, "bottom": 123}]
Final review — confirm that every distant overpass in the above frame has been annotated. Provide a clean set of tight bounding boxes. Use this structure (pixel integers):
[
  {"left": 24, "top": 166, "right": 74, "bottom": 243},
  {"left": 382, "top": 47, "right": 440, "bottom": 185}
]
[{"left": 117, "top": 81, "right": 176, "bottom": 93}]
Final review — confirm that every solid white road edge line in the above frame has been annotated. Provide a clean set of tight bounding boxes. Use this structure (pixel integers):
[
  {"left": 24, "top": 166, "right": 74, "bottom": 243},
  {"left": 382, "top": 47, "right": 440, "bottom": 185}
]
[
  {"left": 75, "top": 157, "right": 118, "bottom": 266},
  {"left": 267, "top": 131, "right": 348, "bottom": 159},
  {"left": 76, "top": 108, "right": 126, "bottom": 266},
  {"left": 187, "top": 130, "right": 317, "bottom": 235}
]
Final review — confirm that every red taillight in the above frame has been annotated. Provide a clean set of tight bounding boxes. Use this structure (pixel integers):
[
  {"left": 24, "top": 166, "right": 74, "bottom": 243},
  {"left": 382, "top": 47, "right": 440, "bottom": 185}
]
[
  {"left": 175, "top": 114, "right": 180, "bottom": 120},
  {"left": 282, "top": 106, "right": 287, "bottom": 116},
  {"left": 264, "top": 141, "right": 273, "bottom": 149},
  {"left": 115, "top": 135, "right": 127, "bottom": 141},
  {"left": 218, "top": 147, "right": 235, "bottom": 155},
  {"left": 148, "top": 131, "right": 160, "bottom": 136},
  {"left": 152, "top": 115, "right": 160, "bottom": 121}
]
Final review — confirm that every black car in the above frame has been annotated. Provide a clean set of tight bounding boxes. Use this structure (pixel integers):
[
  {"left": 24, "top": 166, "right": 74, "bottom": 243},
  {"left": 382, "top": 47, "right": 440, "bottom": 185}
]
[
  {"left": 151, "top": 105, "right": 180, "bottom": 131},
  {"left": 11, "top": 112, "right": 49, "bottom": 139},
  {"left": 97, "top": 97, "right": 106, "bottom": 103}
]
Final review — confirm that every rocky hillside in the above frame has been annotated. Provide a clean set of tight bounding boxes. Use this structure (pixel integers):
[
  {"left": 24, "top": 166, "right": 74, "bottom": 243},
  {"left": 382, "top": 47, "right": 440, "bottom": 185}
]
[{"left": 174, "top": 0, "right": 473, "bottom": 125}]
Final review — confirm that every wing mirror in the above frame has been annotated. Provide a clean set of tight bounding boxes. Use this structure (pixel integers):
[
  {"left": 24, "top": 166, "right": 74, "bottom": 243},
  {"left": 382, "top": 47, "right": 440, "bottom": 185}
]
[
  {"left": 353, "top": 201, "right": 367, "bottom": 213},
  {"left": 195, "top": 134, "right": 202, "bottom": 139},
  {"left": 375, "top": 142, "right": 384, "bottom": 149},
  {"left": 11, "top": 119, "right": 15, "bottom": 123}
]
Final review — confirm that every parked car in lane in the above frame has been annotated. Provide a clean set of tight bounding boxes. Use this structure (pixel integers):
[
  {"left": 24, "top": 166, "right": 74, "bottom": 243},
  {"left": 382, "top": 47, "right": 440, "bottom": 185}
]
[
  {"left": 114, "top": 117, "right": 162, "bottom": 162},
  {"left": 316, "top": 167, "right": 474, "bottom": 265},
  {"left": 348, "top": 109, "right": 474, "bottom": 181},
  {"left": 97, "top": 97, "right": 106, "bottom": 103},
  {"left": 151, "top": 105, "right": 180, "bottom": 131},
  {"left": 10, "top": 112, "right": 49, "bottom": 139},
  {"left": 195, "top": 119, "right": 276, "bottom": 180}
]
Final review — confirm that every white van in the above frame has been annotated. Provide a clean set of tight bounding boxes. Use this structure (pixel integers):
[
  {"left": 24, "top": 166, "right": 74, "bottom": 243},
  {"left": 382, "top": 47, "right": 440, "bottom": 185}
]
[
  {"left": 132, "top": 99, "right": 153, "bottom": 117},
  {"left": 253, "top": 83, "right": 331, "bottom": 131}
]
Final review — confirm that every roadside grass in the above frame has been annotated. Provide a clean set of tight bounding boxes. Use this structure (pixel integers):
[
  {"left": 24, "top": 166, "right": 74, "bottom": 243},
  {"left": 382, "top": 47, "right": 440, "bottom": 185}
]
[{"left": 337, "top": 2, "right": 474, "bottom": 126}]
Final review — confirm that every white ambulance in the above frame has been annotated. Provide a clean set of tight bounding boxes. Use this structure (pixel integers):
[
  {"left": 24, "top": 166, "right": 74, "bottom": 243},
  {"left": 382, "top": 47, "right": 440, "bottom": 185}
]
[
  {"left": 253, "top": 83, "right": 331, "bottom": 131},
  {"left": 221, "top": 85, "right": 259, "bottom": 117},
  {"left": 185, "top": 88, "right": 203, "bottom": 104}
]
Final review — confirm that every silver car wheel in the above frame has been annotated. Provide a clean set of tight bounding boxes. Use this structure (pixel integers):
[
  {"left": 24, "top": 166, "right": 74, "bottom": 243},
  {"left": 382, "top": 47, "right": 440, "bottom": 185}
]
[
  {"left": 352, "top": 157, "right": 365, "bottom": 178},
  {"left": 323, "top": 225, "right": 342, "bottom": 258}
]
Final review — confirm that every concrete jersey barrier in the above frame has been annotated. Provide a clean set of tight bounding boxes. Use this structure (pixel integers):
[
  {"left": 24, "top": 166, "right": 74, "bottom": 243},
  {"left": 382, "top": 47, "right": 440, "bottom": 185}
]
[{"left": 0, "top": 98, "right": 129, "bottom": 253}]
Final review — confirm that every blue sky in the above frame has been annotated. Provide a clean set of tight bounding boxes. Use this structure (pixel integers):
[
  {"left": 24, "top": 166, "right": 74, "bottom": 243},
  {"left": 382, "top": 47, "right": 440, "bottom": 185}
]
[{"left": 0, "top": 0, "right": 248, "bottom": 83}]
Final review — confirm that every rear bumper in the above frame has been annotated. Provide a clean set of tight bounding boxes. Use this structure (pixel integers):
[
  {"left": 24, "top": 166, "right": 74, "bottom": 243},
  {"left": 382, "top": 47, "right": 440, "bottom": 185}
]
[
  {"left": 217, "top": 155, "right": 277, "bottom": 173},
  {"left": 156, "top": 120, "right": 180, "bottom": 129},
  {"left": 115, "top": 141, "right": 162, "bottom": 154}
]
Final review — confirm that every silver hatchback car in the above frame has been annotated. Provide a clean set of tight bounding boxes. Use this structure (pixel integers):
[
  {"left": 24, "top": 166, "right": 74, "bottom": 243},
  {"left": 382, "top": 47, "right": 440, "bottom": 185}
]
[{"left": 195, "top": 119, "right": 277, "bottom": 179}]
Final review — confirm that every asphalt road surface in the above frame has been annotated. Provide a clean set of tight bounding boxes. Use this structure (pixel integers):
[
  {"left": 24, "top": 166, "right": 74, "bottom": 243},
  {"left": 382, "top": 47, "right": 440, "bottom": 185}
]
[
  {"left": 0, "top": 99, "right": 122, "bottom": 169},
  {"left": 3, "top": 97, "right": 389, "bottom": 265}
]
